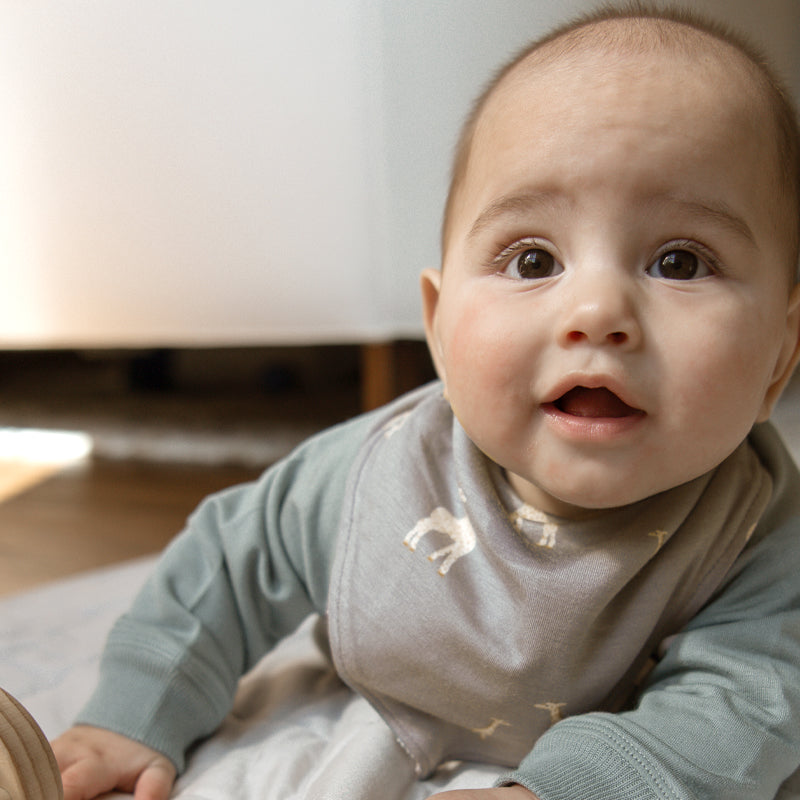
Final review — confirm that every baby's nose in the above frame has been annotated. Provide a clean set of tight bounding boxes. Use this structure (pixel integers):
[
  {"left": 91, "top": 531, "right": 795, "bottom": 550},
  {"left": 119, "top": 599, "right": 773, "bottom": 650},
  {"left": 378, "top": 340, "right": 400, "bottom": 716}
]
[{"left": 558, "top": 275, "right": 642, "bottom": 349}]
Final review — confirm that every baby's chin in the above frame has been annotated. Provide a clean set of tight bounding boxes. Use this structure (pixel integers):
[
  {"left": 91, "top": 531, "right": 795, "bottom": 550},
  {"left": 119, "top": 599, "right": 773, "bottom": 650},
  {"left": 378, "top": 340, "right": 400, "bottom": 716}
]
[
  {"left": 507, "top": 471, "right": 669, "bottom": 520},
  {"left": 537, "top": 492, "right": 640, "bottom": 521}
]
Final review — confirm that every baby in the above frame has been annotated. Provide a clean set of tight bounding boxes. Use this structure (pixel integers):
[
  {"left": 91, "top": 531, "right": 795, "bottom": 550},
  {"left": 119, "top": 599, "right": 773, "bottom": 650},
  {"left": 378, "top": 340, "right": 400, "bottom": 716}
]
[{"left": 52, "top": 4, "right": 800, "bottom": 800}]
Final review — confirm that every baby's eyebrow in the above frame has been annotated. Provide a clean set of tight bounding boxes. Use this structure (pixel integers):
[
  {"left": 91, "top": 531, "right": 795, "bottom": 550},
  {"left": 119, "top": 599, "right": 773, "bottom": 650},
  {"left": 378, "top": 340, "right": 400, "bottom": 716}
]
[
  {"left": 467, "top": 190, "right": 565, "bottom": 242},
  {"left": 467, "top": 189, "right": 758, "bottom": 248},
  {"left": 650, "top": 195, "right": 757, "bottom": 246}
]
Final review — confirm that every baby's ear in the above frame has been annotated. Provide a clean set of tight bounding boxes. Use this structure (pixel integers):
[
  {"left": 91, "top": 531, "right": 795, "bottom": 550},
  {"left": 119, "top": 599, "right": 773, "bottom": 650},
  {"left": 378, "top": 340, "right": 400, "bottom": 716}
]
[
  {"left": 758, "top": 283, "right": 800, "bottom": 421},
  {"left": 420, "top": 268, "right": 446, "bottom": 383}
]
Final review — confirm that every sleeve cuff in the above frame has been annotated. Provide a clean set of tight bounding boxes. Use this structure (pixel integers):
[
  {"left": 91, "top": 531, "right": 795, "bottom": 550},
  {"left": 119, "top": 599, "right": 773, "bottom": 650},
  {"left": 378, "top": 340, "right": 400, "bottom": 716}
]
[{"left": 494, "top": 714, "right": 686, "bottom": 800}]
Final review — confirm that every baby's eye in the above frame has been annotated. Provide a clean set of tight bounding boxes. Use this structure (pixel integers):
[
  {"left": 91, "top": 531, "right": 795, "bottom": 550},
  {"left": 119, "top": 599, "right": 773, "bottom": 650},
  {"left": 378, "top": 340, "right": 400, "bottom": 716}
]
[
  {"left": 647, "top": 249, "right": 712, "bottom": 281},
  {"left": 504, "top": 248, "right": 562, "bottom": 280}
]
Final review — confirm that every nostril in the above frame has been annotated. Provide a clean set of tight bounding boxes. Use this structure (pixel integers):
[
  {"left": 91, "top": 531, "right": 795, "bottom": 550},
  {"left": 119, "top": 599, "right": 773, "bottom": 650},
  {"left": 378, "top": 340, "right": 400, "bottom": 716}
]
[{"left": 565, "top": 329, "right": 631, "bottom": 345}]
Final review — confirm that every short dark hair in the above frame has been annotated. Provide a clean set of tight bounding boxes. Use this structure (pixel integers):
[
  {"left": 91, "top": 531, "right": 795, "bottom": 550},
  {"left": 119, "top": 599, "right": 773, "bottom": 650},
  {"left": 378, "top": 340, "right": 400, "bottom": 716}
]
[{"left": 441, "top": 2, "right": 800, "bottom": 281}]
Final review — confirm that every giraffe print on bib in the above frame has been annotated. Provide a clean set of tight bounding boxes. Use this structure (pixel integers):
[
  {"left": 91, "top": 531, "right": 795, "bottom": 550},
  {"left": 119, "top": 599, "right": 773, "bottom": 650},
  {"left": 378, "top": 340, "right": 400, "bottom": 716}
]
[
  {"left": 535, "top": 702, "right": 566, "bottom": 725},
  {"left": 648, "top": 530, "right": 670, "bottom": 552},
  {"left": 470, "top": 718, "right": 511, "bottom": 740},
  {"left": 404, "top": 507, "right": 477, "bottom": 575},
  {"left": 382, "top": 411, "right": 412, "bottom": 439},
  {"left": 509, "top": 504, "right": 559, "bottom": 549}
]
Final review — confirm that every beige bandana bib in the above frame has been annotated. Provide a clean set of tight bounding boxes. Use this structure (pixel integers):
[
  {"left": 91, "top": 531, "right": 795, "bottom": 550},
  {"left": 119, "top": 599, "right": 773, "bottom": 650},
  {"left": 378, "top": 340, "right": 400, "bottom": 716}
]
[{"left": 328, "top": 385, "right": 772, "bottom": 778}]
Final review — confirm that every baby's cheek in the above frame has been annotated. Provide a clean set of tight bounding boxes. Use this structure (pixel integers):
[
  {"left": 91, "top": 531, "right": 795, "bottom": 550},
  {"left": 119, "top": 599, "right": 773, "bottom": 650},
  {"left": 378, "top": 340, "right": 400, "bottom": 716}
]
[
  {"left": 446, "top": 339, "right": 530, "bottom": 446},
  {"left": 446, "top": 300, "right": 520, "bottom": 377},
  {"left": 446, "top": 332, "right": 518, "bottom": 402},
  {"left": 667, "top": 332, "right": 768, "bottom": 464}
]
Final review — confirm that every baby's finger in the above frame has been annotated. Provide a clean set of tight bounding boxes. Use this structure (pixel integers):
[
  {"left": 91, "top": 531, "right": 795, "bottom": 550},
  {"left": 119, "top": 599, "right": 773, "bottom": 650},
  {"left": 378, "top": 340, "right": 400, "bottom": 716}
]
[
  {"left": 59, "top": 757, "right": 118, "bottom": 800},
  {"left": 133, "top": 758, "right": 176, "bottom": 800}
]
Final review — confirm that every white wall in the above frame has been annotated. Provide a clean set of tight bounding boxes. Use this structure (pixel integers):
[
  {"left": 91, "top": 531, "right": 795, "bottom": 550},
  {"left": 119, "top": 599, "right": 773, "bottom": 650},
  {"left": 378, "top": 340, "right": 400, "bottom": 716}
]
[
  {"left": 0, "top": 1, "right": 380, "bottom": 346},
  {"left": 1, "top": 1, "right": 797, "bottom": 347}
]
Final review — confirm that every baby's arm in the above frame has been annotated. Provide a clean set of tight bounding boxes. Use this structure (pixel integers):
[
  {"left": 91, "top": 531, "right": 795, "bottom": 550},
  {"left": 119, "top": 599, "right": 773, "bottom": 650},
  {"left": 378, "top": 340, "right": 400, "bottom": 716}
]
[
  {"left": 62, "top": 418, "right": 365, "bottom": 784},
  {"left": 52, "top": 725, "right": 175, "bottom": 800}
]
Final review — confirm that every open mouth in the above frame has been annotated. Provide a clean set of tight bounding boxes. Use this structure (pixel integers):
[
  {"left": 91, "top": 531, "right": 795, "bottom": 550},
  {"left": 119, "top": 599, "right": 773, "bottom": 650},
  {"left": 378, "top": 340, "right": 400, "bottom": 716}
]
[{"left": 554, "top": 386, "right": 644, "bottom": 419}]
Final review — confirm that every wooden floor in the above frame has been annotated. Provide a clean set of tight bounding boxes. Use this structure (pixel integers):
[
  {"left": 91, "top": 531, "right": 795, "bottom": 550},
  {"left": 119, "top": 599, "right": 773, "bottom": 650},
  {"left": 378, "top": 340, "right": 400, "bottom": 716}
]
[
  {"left": 0, "top": 344, "right": 438, "bottom": 599},
  {"left": 0, "top": 457, "right": 262, "bottom": 597}
]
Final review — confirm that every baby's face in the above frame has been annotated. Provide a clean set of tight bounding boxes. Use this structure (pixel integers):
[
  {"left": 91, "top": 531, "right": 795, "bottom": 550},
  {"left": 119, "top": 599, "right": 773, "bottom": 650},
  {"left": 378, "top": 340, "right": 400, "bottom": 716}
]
[{"left": 423, "top": 40, "right": 800, "bottom": 517}]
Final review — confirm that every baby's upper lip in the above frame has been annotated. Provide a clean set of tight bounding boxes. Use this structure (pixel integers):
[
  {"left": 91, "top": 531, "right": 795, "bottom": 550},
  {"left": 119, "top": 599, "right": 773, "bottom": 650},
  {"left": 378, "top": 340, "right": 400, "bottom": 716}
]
[{"left": 543, "top": 376, "right": 645, "bottom": 415}]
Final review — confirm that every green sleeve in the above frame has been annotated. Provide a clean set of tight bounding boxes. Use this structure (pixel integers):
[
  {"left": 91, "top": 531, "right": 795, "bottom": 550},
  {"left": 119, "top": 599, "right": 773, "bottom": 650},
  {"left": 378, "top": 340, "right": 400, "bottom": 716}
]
[
  {"left": 499, "top": 513, "right": 800, "bottom": 800},
  {"left": 75, "top": 412, "right": 372, "bottom": 772}
]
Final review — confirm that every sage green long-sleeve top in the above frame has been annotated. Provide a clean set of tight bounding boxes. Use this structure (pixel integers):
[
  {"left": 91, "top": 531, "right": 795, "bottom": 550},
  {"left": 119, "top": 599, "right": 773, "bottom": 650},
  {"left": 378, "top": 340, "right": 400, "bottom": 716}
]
[{"left": 78, "top": 383, "right": 800, "bottom": 799}]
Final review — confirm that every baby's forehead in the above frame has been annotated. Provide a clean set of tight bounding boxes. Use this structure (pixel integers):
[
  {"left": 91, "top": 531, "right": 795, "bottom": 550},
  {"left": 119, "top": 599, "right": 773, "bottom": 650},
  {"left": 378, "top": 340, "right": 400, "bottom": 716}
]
[
  {"left": 468, "top": 18, "right": 783, "bottom": 205},
  {"left": 494, "top": 19, "right": 764, "bottom": 113},
  {"left": 468, "top": 23, "right": 770, "bottom": 194}
]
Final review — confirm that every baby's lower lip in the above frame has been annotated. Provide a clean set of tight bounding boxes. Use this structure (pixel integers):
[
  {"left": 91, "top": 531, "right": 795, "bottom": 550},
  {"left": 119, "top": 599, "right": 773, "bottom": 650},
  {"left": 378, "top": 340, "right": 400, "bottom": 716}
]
[
  {"left": 542, "top": 387, "right": 646, "bottom": 441},
  {"left": 542, "top": 403, "right": 645, "bottom": 441}
]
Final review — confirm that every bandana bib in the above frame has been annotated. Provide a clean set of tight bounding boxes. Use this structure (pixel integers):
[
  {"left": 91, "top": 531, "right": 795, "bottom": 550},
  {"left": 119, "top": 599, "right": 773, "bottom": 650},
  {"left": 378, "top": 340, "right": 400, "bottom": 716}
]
[{"left": 328, "top": 384, "right": 772, "bottom": 777}]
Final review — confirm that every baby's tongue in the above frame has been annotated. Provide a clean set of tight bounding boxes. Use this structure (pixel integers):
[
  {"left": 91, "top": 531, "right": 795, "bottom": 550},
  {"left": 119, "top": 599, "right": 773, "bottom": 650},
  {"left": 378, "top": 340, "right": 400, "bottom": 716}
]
[{"left": 557, "top": 387, "right": 636, "bottom": 418}]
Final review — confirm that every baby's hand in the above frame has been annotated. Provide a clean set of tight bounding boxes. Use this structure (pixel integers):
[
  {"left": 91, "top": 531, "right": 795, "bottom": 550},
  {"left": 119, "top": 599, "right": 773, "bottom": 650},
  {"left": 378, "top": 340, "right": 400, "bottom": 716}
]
[
  {"left": 428, "top": 787, "right": 539, "bottom": 800},
  {"left": 51, "top": 725, "right": 176, "bottom": 800}
]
